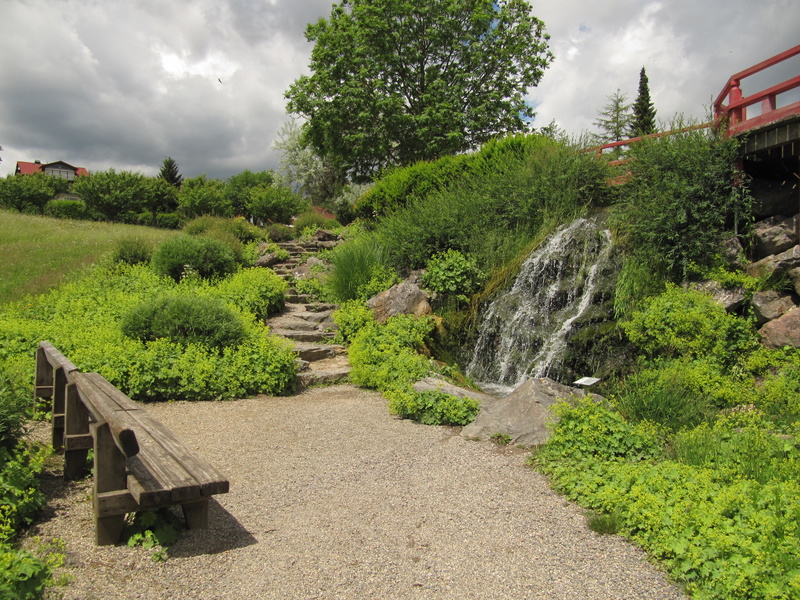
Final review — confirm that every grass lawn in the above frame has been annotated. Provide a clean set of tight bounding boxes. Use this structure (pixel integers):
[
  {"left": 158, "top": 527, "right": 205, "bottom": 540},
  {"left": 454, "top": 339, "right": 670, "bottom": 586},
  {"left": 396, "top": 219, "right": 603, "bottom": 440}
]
[{"left": 0, "top": 210, "right": 178, "bottom": 304}]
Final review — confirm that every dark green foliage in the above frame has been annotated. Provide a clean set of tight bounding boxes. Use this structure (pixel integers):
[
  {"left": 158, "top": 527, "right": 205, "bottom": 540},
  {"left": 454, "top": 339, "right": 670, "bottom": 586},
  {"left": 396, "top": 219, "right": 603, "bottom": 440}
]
[
  {"left": 0, "top": 368, "right": 28, "bottom": 451},
  {"left": 121, "top": 294, "right": 247, "bottom": 350},
  {"left": 586, "top": 511, "right": 620, "bottom": 535},
  {"left": 184, "top": 216, "right": 265, "bottom": 243},
  {"left": 631, "top": 67, "right": 656, "bottom": 136},
  {"left": 246, "top": 185, "right": 308, "bottom": 225},
  {"left": 140, "top": 178, "right": 179, "bottom": 225},
  {"left": 592, "top": 89, "right": 632, "bottom": 145},
  {"left": 43, "top": 199, "right": 94, "bottom": 220},
  {"left": 157, "top": 157, "right": 183, "bottom": 189},
  {"left": 0, "top": 173, "right": 69, "bottom": 214},
  {"left": 611, "top": 124, "right": 750, "bottom": 286},
  {"left": 286, "top": 0, "right": 553, "bottom": 181},
  {"left": 151, "top": 236, "right": 237, "bottom": 282},
  {"left": 112, "top": 237, "right": 153, "bottom": 266}
]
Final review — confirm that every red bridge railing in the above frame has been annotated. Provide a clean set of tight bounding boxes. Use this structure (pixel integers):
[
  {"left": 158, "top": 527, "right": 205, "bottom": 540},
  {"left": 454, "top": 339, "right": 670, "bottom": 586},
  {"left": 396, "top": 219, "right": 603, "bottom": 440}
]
[{"left": 713, "top": 44, "right": 800, "bottom": 136}]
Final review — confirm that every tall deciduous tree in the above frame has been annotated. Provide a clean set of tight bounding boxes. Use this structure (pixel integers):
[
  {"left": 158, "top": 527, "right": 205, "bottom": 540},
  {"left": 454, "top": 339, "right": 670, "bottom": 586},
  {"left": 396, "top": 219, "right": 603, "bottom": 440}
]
[
  {"left": 592, "top": 89, "right": 633, "bottom": 145},
  {"left": 285, "top": 0, "right": 553, "bottom": 182},
  {"left": 631, "top": 67, "right": 657, "bottom": 137}
]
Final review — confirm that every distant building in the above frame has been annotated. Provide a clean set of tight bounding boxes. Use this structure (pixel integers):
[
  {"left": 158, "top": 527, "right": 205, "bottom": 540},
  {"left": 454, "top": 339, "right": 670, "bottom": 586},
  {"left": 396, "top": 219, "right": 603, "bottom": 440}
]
[{"left": 15, "top": 160, "right": 88, "bottom": 181}]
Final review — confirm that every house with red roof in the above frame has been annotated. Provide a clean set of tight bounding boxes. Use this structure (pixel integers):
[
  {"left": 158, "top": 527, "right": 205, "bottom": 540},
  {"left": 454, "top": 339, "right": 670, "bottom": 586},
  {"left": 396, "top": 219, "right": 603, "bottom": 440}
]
[{"left": 15, "top": 160, "right": 88, "bottom": 181}]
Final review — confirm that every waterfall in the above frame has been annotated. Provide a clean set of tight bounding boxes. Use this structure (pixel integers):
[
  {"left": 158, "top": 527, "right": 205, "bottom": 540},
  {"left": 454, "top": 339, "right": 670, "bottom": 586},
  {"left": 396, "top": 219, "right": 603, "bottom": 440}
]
[{"left": 467, "top": 217, "right": 614, "bottom": 393}]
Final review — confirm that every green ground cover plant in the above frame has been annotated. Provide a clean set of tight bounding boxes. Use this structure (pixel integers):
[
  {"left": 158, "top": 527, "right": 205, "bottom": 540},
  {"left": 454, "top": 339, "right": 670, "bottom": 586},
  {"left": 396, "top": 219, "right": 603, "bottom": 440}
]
[
  {"left": 0, "top": 263, "right": 296, "bottom": 402},
  {"left": 532, "top": 399, "right": 800, "bottom": 600},
  {"left": 0, "top": 211, "right": 177, "bottom": 304}
]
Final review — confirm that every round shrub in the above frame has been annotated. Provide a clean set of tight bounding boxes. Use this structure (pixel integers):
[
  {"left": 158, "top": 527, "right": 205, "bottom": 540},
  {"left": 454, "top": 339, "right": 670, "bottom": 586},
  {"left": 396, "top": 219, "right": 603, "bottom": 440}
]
[
  {"left": 112, "top": 237, "right": 153, "bottom": 266},
  {"left": 210, "top": 268, "right": 287, "bottom": 320},
  {"left": 121, "top": 294, "right": 247, "bottom": 350},
  {"left": 44, "top": 198, "right": 92, "bottom": 220},
  {"left": 156, "top": 212, "right": 182, "bottom": 229},
  {"left": 184, "top": 216, "right": 265, "bottom": 243},
  {"left": 292, "top": 210, "right": 339, "bottom": 232},
  {"left": 266, "top": 223, "right": 296, "bottom": 242},
  {"left": 151, "top": 235, "right": 237, "bottom": 282}
]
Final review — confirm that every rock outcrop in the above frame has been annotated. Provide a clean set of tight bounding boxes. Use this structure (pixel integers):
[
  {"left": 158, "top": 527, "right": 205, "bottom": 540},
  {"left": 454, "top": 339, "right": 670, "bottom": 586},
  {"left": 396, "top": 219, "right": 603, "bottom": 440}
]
[
  {"left": 461, "top": 377, "right": 603, "bottom": 447},
  {"left": 367, "top": 281, "right": 432, "bottom": 324}
]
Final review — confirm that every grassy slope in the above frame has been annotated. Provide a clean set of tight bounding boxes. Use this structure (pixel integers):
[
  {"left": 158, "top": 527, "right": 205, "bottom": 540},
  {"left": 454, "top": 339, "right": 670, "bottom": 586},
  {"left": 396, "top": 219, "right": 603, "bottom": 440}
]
[{"left": 0, "top": 210, "right": 177, "bottom": 304}]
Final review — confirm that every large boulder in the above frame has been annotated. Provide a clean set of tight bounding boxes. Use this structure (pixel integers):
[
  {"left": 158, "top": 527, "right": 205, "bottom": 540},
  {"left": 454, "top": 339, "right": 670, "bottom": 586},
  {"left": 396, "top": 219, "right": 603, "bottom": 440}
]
[
  {"left": 789, "top": 268, "right": 800, "bottom": 296},
  {"left": 760, "top": 307, "right": 800, "bottom": 349},
  {"left": 367, "top": 281, "right": 432, "bottom": 324},
  {"left": 413, "top": 377, "right": 496, "bottom": 404},
  {"left": 747, "top": 245, "right": 800, "bottom": 278},
  {"left": 753, "top": 215, "right": 798, "bottom": 259},
  {"left": 752, "top": 290, "right": 796, "bottom": 326},
  {"left": 460, "top": 377, "right": 603, "bottom": 447},
  {"left": 254, "top": 252, "right": 281, "bottom": 268},
  {"left": 720, "top": 236, "right": 746, "bottom": 269},
  {"left": 688, "top": 280, "right": 746, "bottom": 312}
]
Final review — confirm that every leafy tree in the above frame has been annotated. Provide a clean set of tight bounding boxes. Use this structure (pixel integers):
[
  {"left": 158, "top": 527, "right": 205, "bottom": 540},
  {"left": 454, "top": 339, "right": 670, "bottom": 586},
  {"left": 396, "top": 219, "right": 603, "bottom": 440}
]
[
  {"left": 246, "top": 184, "right": 308, "bottom": 225},
  {"left": 631, "top": 67, "right": 657, "bottom": 137},
  {"left": 0, "top": 172, "right": 68, "bottom": 214},
  {"left": 72, "top": 169, "right": 150, "bottom": 221},
  {"left": 158, "top": 157, "right": 183, "bottom": 189},
  {"left": 177, "top": 175, "right": 231, "bottom": 218},
  {"left": 273, "top": 119, "right": 346, "bottom": 204},
  {"left": 285, "top": 0, "right": 553, "bottom": 181},
  {"left": 592, "top": 89, "right": 632, "bottom": 145},
  {"left": 224, "top": 170, "right": 274, "bottom": 216},
  {"left": 142, "top": 178, "right": 179, "bottom": 225}
]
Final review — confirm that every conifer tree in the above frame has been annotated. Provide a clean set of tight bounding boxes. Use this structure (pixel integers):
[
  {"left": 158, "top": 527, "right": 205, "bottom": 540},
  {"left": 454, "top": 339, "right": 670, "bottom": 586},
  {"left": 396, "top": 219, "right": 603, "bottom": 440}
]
[
  {"left": 631, "top": 67, "right": 657, "bottom": 137},
  {"left": 592, "top": 89, "right": 632, "bottom": 145},
  {"left": 158, "top": 156, "right": 183, "bottom": 189}
]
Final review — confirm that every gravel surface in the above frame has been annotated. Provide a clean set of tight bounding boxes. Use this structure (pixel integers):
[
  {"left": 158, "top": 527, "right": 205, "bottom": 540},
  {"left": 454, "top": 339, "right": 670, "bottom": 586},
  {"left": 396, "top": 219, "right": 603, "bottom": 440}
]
[{"left": 26, "top": 384, "right": 687, "bottom": 600}]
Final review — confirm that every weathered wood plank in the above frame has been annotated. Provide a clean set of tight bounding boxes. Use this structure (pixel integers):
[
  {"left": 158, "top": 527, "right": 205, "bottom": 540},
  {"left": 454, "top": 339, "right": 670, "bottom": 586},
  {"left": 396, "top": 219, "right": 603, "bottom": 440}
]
[
  {"left": 94, "top": 490, "right": 138, "bottom": 518},
  {"left": 64, "top": 382, "right": 90, "bottom": 480},
  {"left": 74, "top": 373, "right": 140, "bottom": 458}
]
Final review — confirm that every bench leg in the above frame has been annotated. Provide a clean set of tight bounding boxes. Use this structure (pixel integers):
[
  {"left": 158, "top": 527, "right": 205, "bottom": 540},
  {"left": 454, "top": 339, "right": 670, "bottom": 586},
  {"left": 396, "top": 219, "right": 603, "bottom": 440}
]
[
  {"left": 95, "top": 515, "right": 127, "bottom": 546},
  {"left": 92, "top": 421, "right": 128, "bottom": 545},
  {"left": 182, "top": 500, "right": 209, "bottom": 529},
  {"left": 64, "top": 382, "right": 90, "bottom": 480}
]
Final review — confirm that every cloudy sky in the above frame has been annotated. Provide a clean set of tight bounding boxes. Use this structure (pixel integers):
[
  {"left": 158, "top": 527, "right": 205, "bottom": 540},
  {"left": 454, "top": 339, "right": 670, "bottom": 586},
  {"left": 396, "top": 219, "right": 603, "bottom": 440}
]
[{"left": 1, "top": 0, "right": 797, "bottom": 180}]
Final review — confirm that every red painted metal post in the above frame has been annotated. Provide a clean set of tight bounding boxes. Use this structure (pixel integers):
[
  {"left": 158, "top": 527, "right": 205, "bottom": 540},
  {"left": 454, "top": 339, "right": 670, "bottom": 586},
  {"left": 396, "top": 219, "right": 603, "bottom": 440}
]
[{"left": 729, "top": 80, "right": 743, "bottom": 127}]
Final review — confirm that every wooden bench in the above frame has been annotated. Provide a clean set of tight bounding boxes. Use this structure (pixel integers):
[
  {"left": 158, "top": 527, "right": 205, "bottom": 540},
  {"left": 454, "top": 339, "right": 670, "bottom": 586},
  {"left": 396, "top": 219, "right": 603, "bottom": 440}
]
[{"left": 35, "top": 341, "right": 230, "bottom": 545}]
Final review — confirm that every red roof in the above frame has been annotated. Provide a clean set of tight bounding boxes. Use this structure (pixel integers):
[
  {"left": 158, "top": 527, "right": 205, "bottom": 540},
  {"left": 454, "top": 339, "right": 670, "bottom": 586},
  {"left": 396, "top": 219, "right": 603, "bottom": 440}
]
[{"left": 15, "top": 161, "right": 88, "bottom": 176}]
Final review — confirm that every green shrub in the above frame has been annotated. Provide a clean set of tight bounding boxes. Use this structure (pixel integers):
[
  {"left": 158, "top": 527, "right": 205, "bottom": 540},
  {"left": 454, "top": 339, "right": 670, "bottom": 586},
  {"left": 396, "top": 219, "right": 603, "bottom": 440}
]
[
  {"left": 0, "top": 444, "right": 49, "bottom": 541},
  {"left": 155, "top": 212, "right": 182, "bottom": 229},
  {"left": 348, "top": 315, "right": 434, "bottom": 392},
  {"left": 209, "top": 268, "right": 287, "bottom": 321},
  {"left": 266, "top": 223, "right": 296, "bottom": 242},
  {"left": 614, "top": 363, "right": 715, "bottom": 429},
  {"left": 121, "top": 294, "right": 247, "bottom": 350},
  {"left": 0, "top": 369, "right": 30, "bottom": 451},
  {"left": 611, "top": 121, "right": 751, "bottom": 283},
  {"left": 332, "top": 299, "right": 375, "bottom": 344},
  {"left": 183, "top": 216, "right": 265, "bottom": 243},
  {"left": 43, "top": 199, "right": 92, "bottom": 220},
  {"left": 623, "top": 284, "right": 757, "bottom": 368},
  {"left": 151, "top": 235, "right": 237, "bottom": 282},
  {"left": 421, "top": 249, "right": 485, "bottom": 303},
  {"left": 326, "top": 234, "right": 397, "bottom": 302},
  {"left": 0, "top": 543, "right": 53, "bottom": 600},
  {"left": 246, "top": 185, "right": 308, "bottom": 225},
  {"left": 292, "top": 210, "right": 338, "bottom": 232},
  {"left": 387, "top": 389, "right": 479, "bottom": 426},
  {"left": 112, "top": 237, "right": 153, "bottom": 266}
]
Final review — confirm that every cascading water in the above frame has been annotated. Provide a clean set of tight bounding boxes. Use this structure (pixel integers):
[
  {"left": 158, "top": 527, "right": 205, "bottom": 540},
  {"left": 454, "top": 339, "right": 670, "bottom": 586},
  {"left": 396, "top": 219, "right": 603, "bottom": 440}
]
[{"left": 467, "top": 216, "right": 614, "bottom": 394}]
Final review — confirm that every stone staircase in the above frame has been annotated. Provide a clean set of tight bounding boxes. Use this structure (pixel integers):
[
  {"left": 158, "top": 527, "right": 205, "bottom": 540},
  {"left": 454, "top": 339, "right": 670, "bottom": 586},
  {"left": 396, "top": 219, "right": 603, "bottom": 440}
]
[{"left": 263, "top": 236, "right": 351, "bottom": 390}]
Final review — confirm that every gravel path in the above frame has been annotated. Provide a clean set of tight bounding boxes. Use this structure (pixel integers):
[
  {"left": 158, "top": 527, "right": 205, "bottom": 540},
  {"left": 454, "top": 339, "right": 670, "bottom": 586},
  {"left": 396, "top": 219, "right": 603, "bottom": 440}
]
[{"left": 26, "top": 384, "right": 687, "bottom": 600}]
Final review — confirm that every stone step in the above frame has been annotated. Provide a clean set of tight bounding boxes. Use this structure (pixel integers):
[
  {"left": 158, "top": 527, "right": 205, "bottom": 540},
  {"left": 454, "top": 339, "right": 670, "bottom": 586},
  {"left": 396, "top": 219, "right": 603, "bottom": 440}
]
[
  {"left": 293, "top": 342, "right": 345, "bottom": 362},
  {"left": 306, "top": 303, "right": 337, "bottom": 313},
  {"left": 297, "top": 367, "right": 351, "bottom": 389},
  {"left": 272, "top": 329, "right": 336, "bottom": 343},
  {"left": 285, "top": 293, "right": 313, "bottom": 303}
]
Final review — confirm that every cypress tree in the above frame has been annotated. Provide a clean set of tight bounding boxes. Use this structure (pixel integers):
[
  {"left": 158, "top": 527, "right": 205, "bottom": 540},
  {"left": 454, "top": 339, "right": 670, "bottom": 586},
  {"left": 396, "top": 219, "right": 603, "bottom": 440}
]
[{"left": 631, "top": 67, "right": 657, "bottom": 137}]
